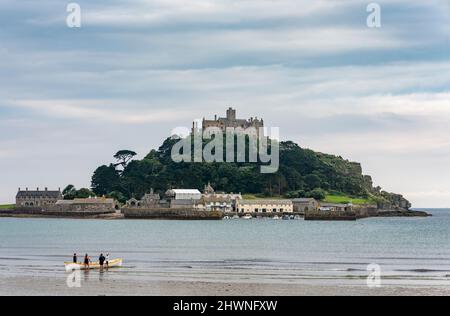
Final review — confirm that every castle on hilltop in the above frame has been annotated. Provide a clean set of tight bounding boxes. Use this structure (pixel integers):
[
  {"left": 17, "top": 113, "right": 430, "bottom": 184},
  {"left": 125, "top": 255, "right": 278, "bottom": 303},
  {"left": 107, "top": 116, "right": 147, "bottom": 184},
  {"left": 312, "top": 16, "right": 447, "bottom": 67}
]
[{"left": 192, "top": 107, "right": 264, "bottom": 133}]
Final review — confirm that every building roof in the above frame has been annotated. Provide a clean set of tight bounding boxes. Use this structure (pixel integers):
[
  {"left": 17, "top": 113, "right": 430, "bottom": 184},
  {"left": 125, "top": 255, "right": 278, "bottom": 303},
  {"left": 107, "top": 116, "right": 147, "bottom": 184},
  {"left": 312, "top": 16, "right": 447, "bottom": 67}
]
[
  {"left": 292, "top": 198, "right": 317, "bottom": 203},
  {"left": 202, "top": 196, "right": 233, "bottom": 203},
  {"left": 56, "top": 198, "right": 114, "bottom": 205},
  {"left": 168, "top": 189, "right": 201, "bottom": 195},
  {"left": 238, "top": 199, "right": 292, "bottom": 205},
  {"left": 16, "top": 190, "right": 61, "bottom": 199},
  {"left": 320, "top": 203, "right": 351, "bottom": 207}
]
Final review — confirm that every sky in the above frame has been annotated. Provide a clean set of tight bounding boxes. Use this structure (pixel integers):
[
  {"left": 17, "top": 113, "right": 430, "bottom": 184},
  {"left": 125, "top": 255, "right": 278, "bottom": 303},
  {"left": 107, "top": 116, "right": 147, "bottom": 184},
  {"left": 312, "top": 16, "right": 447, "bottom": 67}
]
[{"left": 0, "top": 0, "right": 449, "bottom": 207}]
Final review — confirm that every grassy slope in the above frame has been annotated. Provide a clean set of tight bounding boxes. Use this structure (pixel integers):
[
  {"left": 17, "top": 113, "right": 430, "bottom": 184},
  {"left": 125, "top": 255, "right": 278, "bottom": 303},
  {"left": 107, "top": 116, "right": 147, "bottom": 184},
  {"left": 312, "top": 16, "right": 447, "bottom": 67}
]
[
  {"left": 0, "top": 204, "right": 14, "bottom": 210},
  {"left": 242, "top": 193, "right": 374, "bottom": 205},
  {"left": 323, "top": 194, "right": 374, "bottom": 205}
]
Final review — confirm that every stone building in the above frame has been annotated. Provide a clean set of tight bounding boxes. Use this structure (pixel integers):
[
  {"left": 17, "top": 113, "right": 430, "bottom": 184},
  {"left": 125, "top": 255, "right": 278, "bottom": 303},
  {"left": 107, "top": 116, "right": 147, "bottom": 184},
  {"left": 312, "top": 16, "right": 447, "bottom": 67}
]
[
  {"left": 165, "top": 189, "right": 202, "bottom": 209},
  {"left": 236, "top": 199, "right": 293, "bottom": 214},
  {"left": 193, "top": 107, "right": 264, "bottom": 134},
  {"left": 54, "top": 197, "right": 117, "bottom": 212},
  {"left": 165, "top": 189, "right": 202, "bottom": 201},
  {"left": 292, "top": 198, "right": 319, "bottom": 213},
  {"left": 198, "top": 183, "right": 242, "bottom": 212},
  {"left": 318, "top": 203, "right": 353, "bottom": 212},
  {"left": 126, "top": 189, "right": 160, "bottom": 208},
  {"left": 16, "top": 187, "right": 62, "bottom": 208}
]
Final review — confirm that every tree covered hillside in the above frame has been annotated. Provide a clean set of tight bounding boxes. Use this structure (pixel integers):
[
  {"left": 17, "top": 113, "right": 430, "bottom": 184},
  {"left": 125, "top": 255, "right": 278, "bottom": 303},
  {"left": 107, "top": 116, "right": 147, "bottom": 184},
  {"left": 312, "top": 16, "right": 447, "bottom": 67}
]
[{"left": 91, "top": 137, "right": 411, "bottom": 210}]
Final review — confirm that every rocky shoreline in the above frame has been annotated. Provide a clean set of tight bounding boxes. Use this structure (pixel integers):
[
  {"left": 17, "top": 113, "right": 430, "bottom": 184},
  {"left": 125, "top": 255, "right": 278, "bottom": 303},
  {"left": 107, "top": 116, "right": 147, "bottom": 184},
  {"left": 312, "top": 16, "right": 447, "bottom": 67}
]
[{"left": 373, "top": 209, "right": 431, "bottom": 217}]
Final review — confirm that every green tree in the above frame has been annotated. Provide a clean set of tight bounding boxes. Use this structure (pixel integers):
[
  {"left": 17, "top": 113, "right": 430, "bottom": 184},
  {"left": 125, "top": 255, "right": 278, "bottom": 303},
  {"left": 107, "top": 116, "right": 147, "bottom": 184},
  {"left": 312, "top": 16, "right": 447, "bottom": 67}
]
[
  {"left": 306, "top": 188, "right": 326, "bottom": 201},
  {"left": 113, "top": 150, "right": 137, "bottom": 169},
  {"left": 91, "top": 164, "right": 120, "bottom": 196},
  {"left": 75, "top": 188, "right": 95, "bottom": 198},
  {"left": 62, "top": 185, "right": 77, "bottom": 200}
]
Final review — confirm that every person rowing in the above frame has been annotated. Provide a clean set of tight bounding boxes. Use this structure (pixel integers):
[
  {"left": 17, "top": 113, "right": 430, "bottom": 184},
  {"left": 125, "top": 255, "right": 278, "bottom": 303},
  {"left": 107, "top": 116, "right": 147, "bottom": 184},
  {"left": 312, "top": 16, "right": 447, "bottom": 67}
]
[
  {"left": 84, "top": 254, "right": 90, "bottom": 269},
  {"left": 99, "top": 253, "right": 106, "bottom": 271}
]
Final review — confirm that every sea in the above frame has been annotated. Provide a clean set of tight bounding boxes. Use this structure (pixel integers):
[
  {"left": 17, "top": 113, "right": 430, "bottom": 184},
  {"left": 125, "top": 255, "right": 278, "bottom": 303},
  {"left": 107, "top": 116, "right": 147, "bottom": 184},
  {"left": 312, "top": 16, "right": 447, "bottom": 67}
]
[{"left": 0, "top": 209, "right": 449, "bottom": 288}]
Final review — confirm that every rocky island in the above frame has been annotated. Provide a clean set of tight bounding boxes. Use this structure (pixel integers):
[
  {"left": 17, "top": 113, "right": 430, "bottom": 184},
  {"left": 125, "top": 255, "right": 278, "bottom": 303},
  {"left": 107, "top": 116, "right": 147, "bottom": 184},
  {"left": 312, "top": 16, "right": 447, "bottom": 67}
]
[{"left": 1, "top": 109, "right": 431, "bottom": 220}]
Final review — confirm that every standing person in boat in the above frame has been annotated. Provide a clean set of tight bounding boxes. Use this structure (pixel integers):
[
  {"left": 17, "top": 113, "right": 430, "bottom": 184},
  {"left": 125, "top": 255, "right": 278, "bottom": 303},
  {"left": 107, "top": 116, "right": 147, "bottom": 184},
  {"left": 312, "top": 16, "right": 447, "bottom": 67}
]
[
  {"left": 73, "top": 253, "right": 77, "bottom": 263},
  {"left": 84, "top": 254, "right": 90, "bottom": 269},
  {"left": 99, "top": 253, "right": 106, "bottom": 272}
]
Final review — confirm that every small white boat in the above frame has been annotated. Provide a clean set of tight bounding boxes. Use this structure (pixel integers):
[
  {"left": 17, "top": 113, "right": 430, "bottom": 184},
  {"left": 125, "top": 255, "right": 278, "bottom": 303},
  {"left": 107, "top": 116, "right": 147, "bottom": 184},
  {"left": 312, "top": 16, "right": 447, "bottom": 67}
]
[
  {"left": 272, "top": 215, "right": 280, "bottom": 220},
  {"left": 232, "top": 214, "right": 240, "bottom": 219},
  {"left": 243, "top": 214, "right": 252, "bottom": 220},
  {"left": 223, "top": 215, "right": 230, "bottom": 220},
  {"left": 294, "top": 215, "right": 301, "bottom": 220},
  {"left": 64, "top": 258, "right": 123, "bottom": 271}
]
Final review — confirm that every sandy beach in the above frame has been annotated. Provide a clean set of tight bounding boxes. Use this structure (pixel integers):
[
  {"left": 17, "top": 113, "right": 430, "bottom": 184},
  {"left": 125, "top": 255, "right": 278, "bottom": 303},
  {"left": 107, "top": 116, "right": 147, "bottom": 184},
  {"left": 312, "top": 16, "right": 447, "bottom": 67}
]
[
  {"left": 1, "top": 275, "right": 449, "bottom": 296},
  {"left": 1, "top": 216, "right": 450, "bottom": 296}
]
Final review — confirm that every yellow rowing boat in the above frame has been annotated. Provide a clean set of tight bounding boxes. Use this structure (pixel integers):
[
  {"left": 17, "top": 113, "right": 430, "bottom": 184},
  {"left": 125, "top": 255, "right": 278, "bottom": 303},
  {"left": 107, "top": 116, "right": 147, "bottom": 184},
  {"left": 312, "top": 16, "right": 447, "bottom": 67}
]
[{"left": 64, "top": 258, "right": 123, "bottom": 271}]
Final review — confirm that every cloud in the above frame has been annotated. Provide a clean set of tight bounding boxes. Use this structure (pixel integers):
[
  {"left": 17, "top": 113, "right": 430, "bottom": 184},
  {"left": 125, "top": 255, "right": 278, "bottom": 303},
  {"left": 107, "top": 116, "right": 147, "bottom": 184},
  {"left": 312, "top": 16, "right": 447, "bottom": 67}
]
[
  {"left": 8, "top": 99, "right": 191, "bottom": 124},
  {"left": 0, "top": 0, "right": 449, "bottom": 207}
]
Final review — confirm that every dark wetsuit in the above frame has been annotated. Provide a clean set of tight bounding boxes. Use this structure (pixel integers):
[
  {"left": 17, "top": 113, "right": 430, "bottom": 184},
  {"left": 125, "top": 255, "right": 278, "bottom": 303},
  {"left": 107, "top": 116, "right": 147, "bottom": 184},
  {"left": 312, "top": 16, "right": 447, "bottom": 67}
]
[
  {"left": 84, "top": 257, "right": 89, "bottom": 265},
  {"left": 73, "top": 255, "right": 77, "bottom": 263},
  {"left": 99, "top": 256, "right": 105, "bottom": 266}
]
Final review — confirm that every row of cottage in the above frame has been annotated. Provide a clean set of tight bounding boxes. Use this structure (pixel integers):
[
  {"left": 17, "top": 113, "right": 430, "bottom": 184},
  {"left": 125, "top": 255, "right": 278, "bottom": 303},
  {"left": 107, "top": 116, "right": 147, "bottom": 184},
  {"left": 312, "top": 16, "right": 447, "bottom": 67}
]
[
  {"left": 125, "top": 184, "right": 353, "bottom": 213},
  {"left": 15, "top": 184, "right": 353, "bottom": 214}
]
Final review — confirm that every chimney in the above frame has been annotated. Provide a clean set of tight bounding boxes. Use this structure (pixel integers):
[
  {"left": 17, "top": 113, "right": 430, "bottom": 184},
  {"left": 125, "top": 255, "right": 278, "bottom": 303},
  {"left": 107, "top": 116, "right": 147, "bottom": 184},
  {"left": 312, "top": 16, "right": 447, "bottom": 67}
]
[
  {"left": 45, "top": 187, "right": 48, "bottom": 191},
  {"left": 26, "top": 187, "right": 28, "bottom": 191},
  {"left": 18, "top": 187, "right": 21, "bottom": 192},
  {"left": 37, "top": 187, "right": 39, "bottom": 191},
  {"left": 214, "top": 114, "right": 217, "bottom": 120}
]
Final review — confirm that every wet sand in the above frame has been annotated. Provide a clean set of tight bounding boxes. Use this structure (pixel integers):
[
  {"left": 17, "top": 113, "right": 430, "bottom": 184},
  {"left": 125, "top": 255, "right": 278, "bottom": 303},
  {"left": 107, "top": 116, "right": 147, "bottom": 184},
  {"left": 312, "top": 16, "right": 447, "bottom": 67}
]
[{"left": 1, "top": 275, "right": 449, "bottom": 296}]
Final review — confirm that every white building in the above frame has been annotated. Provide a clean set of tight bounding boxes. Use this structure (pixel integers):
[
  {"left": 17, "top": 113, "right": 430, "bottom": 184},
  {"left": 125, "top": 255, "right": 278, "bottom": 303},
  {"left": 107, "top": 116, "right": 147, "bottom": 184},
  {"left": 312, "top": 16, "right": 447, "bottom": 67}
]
[
  {"left": 236, "top": 199, "right": 293, "bottom": 213},
  {"left": 165, "top": 189, "right": 202, "bottom": 201},
  {"left": 198, "top": 183, "right": 242, "bottom": 212}
]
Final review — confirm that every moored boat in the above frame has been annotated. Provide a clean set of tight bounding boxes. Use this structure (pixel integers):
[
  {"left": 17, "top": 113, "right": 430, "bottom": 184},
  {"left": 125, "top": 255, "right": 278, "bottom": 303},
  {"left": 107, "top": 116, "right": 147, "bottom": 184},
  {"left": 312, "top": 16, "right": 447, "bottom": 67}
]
[{"left": 64, "top": 258, "right": 123, "bottom": 271}]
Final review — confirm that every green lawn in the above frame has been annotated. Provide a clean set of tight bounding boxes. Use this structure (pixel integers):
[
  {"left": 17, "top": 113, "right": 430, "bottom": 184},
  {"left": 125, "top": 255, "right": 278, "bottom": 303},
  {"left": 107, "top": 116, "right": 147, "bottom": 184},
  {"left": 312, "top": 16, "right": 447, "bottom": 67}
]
[
  {"left": 0, "top": 204, "right": 14, "bottom": 210},
  {"left": 241, "top": 194, "right": 286, "bottom": 200},
  {"left": 323, "top": 195, "right": 374, "bottom": 205}
]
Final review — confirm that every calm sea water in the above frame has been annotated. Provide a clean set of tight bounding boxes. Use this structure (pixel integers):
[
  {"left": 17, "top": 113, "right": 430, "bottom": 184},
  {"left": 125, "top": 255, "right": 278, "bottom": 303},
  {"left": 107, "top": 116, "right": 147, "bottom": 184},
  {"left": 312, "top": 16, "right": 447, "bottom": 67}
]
[{"left": 1, "top": 209, "right": 450, "bottom": 287}]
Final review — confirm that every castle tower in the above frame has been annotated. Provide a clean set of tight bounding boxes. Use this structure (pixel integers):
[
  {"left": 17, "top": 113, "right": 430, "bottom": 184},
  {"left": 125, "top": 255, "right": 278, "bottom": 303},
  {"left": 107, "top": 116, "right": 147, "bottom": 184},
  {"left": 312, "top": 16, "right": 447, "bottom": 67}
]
[{"left": 226, "top": 107, "right": 236, "bottom": 121}]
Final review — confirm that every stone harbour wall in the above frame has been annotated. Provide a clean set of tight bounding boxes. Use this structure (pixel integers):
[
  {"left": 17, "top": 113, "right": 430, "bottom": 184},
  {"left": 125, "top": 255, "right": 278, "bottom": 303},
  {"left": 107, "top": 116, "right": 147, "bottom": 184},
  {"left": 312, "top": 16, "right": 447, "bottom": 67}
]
[{"left": 122, "top": 207, "right": 223, "bottom": 220}]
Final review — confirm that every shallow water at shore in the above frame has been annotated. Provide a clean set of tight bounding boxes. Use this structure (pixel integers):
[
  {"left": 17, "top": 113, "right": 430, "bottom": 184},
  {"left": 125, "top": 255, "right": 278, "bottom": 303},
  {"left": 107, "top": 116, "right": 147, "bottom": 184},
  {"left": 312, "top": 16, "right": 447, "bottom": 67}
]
[{"left": 0, "top": 209, "right": 449, "bottom": 294}]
